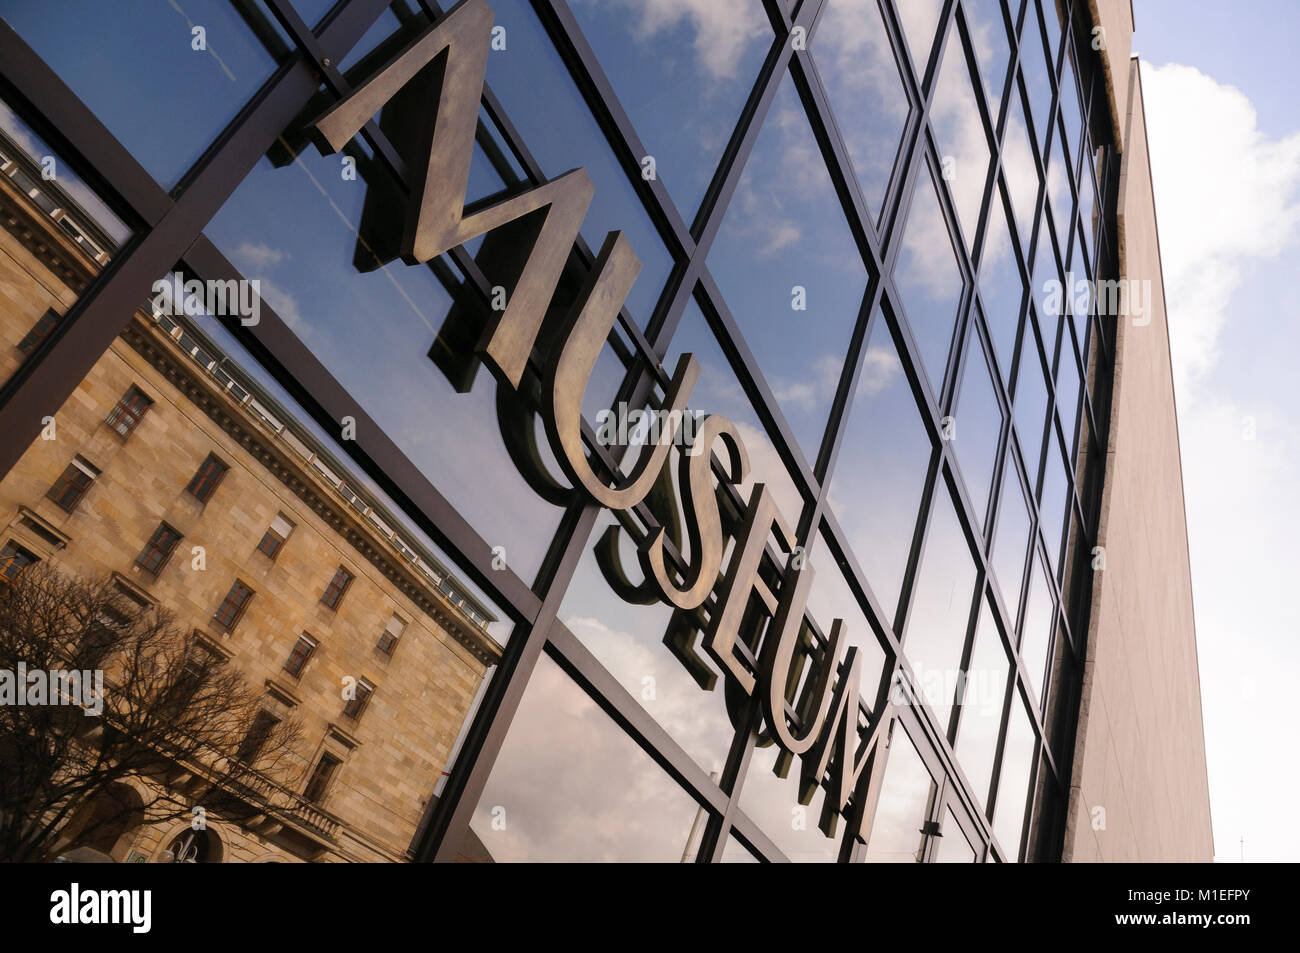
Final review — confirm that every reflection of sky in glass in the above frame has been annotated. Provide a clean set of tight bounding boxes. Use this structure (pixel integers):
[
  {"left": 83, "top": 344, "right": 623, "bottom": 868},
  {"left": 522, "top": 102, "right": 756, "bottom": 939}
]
[
  {"left": 991, "top": 453, "right": 1030, "bottom": 619},
  {"left": 568, "top": 0, "right": 770, "bottom": 224},
  {"left": 487, "top": 0, "right": 673, "bottom": 325},
  {"left": 864, "top": 719, "right": 933, "bottom": 862},
  {"left": 470, "top": 653, "right": 701, "bottom": 861},
  {"left": 827, "top": 314, "right": 932, "bottom": 625},
  {"left": 1038, "top": 431, "right": 1070, "bottom": 577},
  {"left": 953, "top": 599, "right": 1009, "bottom": 811},
  {"left": 931, "top": 27, "right": 991, "bottom": 253},
  {"left": 1013, "top": 314, "right": 1049, "bottom": 475},
  {"left": 1019, "top": 7, "right": 1055, "bottom": 151},
  {"left": 708, "top": 76, "right": 868, "bottom": 461},
  {"left": 738, "top": 532, "right": 888, "bottom": 861},
  {"left": 558, "top": 508, "right": 735, "bottom": 774},
  {"left": 935, "top": 806, "right": 978, "bottom": 861},
  {"left": 1003, "top": 91, "right": 1041, "bottom": 245},
  {"left": 894, "top": 0, "right": 944, "bottom": 82},
  {"left": 664, "top": 298, "right": 804, "bottom": 522},
  {"left": 207, "top": 142, "right": 574, "bottom": 583},
  {"left": 895, "top": 167, "right": 963, "bottom": 391},
  {"left": 1019, "top": 552, "right": 1053, "bottom": 704},
  {"left": 1060, "top": 51, "right": 1085, "bottom": 170},
  {"left": 953, "top": 341, "right": 1003, "bottom": 529},
  {"left": 1046, "top": 121, "right": 1073, "bottom": 260},
  {"left": 288, "top": 0, "right": 336, "bottom": 31},
  {"left": 903, "top": 485, "right": 977, "bottom": 727},
  {"left": 978, "top": 188, "right": 1023, "bottom": 383},
  {"left": 1, "top": 0, "right": 282, "bottom": 187},
  {"left": 964, "top": 0, "right": 1011, "bottom": 119},
  {"left": 814, "top": 0, "right": 910, "bottom": 222},
  {"left": 991, "top": 694, "right": 1036, "bottom": 857}
]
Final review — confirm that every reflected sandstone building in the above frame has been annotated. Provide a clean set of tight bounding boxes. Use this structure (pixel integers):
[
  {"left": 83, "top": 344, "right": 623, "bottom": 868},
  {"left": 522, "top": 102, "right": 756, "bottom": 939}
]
[{"left": 0, "top": 126, "right": 501, "bottom": 861}]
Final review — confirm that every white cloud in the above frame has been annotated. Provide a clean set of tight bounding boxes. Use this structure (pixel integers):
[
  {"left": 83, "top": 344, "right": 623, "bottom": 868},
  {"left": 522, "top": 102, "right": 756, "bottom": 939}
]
[
  {"left": 232, "top": 241, "right": 286, "bottom": 271},
  {"left": 593, "top": 0, "right": 769, "bottom": 82},
  {"left": 1144, "top": 64, "right": 1300, "bottom": 391}
]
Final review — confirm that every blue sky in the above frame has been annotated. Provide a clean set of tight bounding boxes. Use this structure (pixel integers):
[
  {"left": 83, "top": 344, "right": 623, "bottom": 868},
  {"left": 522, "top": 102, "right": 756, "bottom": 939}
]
[{"left": 1136, "top": 0, "right": 1300, "bottom": 862}]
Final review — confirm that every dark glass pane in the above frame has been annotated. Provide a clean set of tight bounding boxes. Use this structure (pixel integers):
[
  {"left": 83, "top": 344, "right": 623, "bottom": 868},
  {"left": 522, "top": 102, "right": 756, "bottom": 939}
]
[
  {"left": 468, "top": 654, "right": 702, "bottom": 861},
  {"left": 953, "top": 598, "right": 1009, "bottom": 811},
  {"left": 935, "top": 807, "right": 979, "bottom": 861},
  {"left": 487, "top": 0, "right": 674, "bottom": 325},
  {"left": 1041, "top": 0, "right": 1065, "bottom": 71},
  {"left": 567, "top": 0, "right": 770, "bottom": 223},
  {"left": 1056, "top": 332, "right": 1082, "bottom": 455},
  {"left": 896, "top": 167, "right": 963, "bottom": 392},
  {"left": 1060, "top": 48, "right": 1085, "bottom": 172},
  {"left": 830, "top": 314, "right": 932, "bottom": 622},
  {"left": 738, "top": 532, "right": 888, "bottom": 862},
  {"left": 708, "top": 76, "right": 868, "bottom": 460},
  {"left": 1, "top": 0, "right": 284, "bottom": 187},
  {"left": 992, "top": 693, "right": 1036, "bottom": 859},
  {"left": 664, "top": 298, "right": 805, "bottom": 521},
  {"left": 1003, "top": 90, "right": 1040, "bottom": 245},
  {"left": 1038, "top": 429, "right": 1070, "bottom": 576},
  {"left": 208, "top": 141, "right": 578, "bottom": 583},
  {"left": 864, "top": 719, "right": 935, "bottom": 862},
  {"left": 290, "top": 0, "right": 336, "bottom": 31},
  {"left": 894, "top": 0, "right": 944, "bottom": 83},
  {"left": 931, "top": 24, "right": 991, "bottom": 253},
  {"left": 991, "top": 452, "right": 1031, "bottom": 617},
  {"left": 965, "top": 0, "right": 1011, "bottom": 118},
  {"left": 903, "top": 484, "right": 977, "bottom": 726},
  {"left": 1019, "top": 551, "right": 1054, "bottom": 705},
  {"left": 1077, "top": 157, "right": 1098, "bottom": 270},
  {"left": 977, "top": 187, "right": 1022, "bottom": 383},
  {"left": 953, "top": 338, "right": 1003, "bottom": 529},
  {"left": 816, "top": 0, "right": 911, "bottom": 221}
]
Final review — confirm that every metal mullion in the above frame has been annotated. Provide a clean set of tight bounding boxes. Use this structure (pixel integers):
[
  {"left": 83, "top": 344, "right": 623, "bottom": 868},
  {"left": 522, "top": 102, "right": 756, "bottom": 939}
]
[
  {"left": 0, "top": 7, "right": 392, "bottom": 481},
  {"left": 184, "top": 236, "right": 543, "bottom": 622},
  {"left": 535, "top": 0, "right": 694, "bottom": 260},
  {"left": 0, "top": 21, "right": 171, "bottom": 227}
]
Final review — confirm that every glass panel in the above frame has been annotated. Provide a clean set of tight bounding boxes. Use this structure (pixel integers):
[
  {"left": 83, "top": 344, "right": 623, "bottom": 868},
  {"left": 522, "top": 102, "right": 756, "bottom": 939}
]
[
  {"left": 1003, "top": 90, "right": 1040, "bottom": 245},
  {"left": 1018, "top": 7, "right": 1054, "bottom": 151},
  {"left": 1046, "top": 118, "right": 1073, "bottom": 261},
  {"left": 207, "top": 132, "right": 578, "bottom": 584},
  {"left": 935, "top": 807, "right": 978, "bottom": 861},
  {"left": 469, "top": 654, "right": 702, "bottom": 861},
  {"left": 1019, "top": 552, "right": 1054, "bottom": 705},
  {"left": 0, "top": 97, "right": 130, "bottom": 389},
  {"left": 829, "top": 314, "right": 932, "bottom": 623},
  {"left": 567, "top": 0, "right": 770, "bottom": 223},
  {"left": 903, "top": 485, "right": 977, "bottom": 727},
  {"left": 720, "top": 832, "right": 760, "bottom": 862},
  {"left": 708, "top": 76, "right": 869, "bottom": 460},
  {"left": 1038, "top": 429, "right": 1070, "bottom": 574},
  {"left": 895, "top": 167, "right": 963, "bottom": 392},
  {"left": 1013, "top": 312, "right": 1049, "bottom": 476},
  {"left": 991, "top": 693, "right": 1037, "bottom": 859},
  {"left": 953, "top": 598, "right": 1010, "bottom": 810},
  {"left": 953, "top": 338, "right": 1003, "bottom": 529},
  {"left": 289, "top": 0, "right": 336, "bottom": 30},
  {"left": 977, "top": 187, "right": 1022, "bottom": 383},
  {"left": 488, "top": 0, "right": 674, "bottom": 325},
  {"left": 1060, "top": 49, "right": 1084, "bottom": 172},
  {"left": 1077, "top": 157, "right": 1098, "bottom": 270},
  {"left": 0, "top": 272, "right": 509, "bottom": 864},
  {"left": 1, "top": 0, "right": 285, "bottom": 187},
  {"left": 557, "top": 509, "right": 735, "bottom": 774},
  {"left": 816, "top": 0, "right": 911, "bottom": 221},
  {"left": 1056, "top": 323, "right": 1082, "bottom": 449},
  {"left": 991, "top": 453, "right": 1031, "bottom": 617},
  {"left": 965, "top": 0, "right": 1011, "bottom": 118},
  {"left": 864, "top": 719, "right": 935, "bottom": 862},
  {"left": 738, "top": 532, "right": 888, "bottom": 862},
  {"left": 664, "top": 298, "right": 805, "bottom": 521},
  {"left": 931, "top": 25, "right": 991, "bottom": 253},
  {"left": 894, "top": 0, "right": 944, "bottom": 82}
]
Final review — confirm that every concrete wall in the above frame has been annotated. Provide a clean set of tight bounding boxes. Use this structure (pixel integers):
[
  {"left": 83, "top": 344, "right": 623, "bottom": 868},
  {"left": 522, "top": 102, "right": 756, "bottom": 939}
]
[{"left": 1062, "top": 53, "right": 1214, "bottom": 862}]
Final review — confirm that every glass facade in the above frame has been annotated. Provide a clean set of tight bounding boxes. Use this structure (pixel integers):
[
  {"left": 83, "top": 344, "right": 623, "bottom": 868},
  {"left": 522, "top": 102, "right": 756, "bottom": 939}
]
[{"left": 0, "top": 0, "right": 1118, "bottom": 862}]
